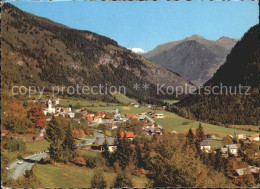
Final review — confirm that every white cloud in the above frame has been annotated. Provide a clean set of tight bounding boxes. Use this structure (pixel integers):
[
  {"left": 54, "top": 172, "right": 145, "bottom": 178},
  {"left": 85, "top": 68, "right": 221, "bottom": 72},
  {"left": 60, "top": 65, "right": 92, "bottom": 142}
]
[{"left": 128, "top": 48, "right": 146, "bottom": 54}]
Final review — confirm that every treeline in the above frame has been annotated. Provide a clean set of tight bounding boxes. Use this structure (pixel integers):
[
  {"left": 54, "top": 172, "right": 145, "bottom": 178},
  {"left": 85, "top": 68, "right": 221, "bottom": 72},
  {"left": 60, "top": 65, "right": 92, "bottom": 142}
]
[{"left": 170, "top": 92, "right": 259, "bottom": 126}]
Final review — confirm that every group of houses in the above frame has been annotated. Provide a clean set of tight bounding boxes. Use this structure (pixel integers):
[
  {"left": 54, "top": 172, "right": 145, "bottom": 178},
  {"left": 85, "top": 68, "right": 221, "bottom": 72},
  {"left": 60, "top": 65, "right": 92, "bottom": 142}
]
[
  {"left": 142, "top": 122, "right": 162, "bottom": 135},
  {"left": 199, "top": 131, "right": 260, "bottom": 180},
  {"left": 199, "top": 132, "right": 259, "bottom": 156},
  {"left": 40, "top": 98, "right": 75, "bottom": 118}
]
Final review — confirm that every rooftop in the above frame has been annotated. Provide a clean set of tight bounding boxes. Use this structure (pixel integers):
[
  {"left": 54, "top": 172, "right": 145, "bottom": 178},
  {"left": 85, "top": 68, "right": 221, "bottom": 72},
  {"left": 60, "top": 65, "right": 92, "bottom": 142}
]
[
  {"left": 96, "top": 137, "right": 115, "bottom": 146},
  {"left": 120, "top": 132, "right": 135, "bottom": 138},
  {"left": 200, "top": 140, "right": 210, "bottom": 146},
  {"left": 226, "top": 144, "right": 238, "bottom": 149}
]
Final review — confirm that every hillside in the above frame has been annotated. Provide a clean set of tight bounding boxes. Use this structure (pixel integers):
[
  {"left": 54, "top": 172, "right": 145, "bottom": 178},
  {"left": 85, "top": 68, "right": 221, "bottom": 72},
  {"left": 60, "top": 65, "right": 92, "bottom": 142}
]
[
  {"left": 171, "top": 25, "right": 259, "bottom": 126},
  {"left": 144, "top": 35, "right": 238, "bottom": 86},
  {"left": 1, "top": 3, "right": 192, "bottom": 103}
]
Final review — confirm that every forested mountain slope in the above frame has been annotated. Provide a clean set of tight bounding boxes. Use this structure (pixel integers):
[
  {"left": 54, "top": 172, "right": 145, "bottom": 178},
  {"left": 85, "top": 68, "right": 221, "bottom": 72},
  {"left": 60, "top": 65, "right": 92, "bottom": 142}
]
[{"left": 1, "top": 3, "right": 192, "bottom": 103}]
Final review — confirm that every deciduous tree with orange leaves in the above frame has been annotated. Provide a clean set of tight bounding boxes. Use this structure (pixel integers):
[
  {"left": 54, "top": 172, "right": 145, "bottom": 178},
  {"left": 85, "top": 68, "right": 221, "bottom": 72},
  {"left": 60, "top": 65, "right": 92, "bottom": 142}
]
[
  {"left": 6, "top": 98, "right": 27, "bottom": 117},
  {"left": 27, "top": 106, "right": 46, "bottom": 129}
]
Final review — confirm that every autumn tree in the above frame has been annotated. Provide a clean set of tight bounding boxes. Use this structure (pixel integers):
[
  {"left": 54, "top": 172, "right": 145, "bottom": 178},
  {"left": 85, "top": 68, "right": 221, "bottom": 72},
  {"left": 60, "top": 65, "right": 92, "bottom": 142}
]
[
  {"left": 6, "top": 98, "right": 27, "bottom": 118},
  {"left": 73, "top": 157, "right": 86, "bottom": 166},
  {"left": 2, "top": 98, "right": 33, "bottom": 133},
  {"left": 226, "top": 157, "right": 237, "bottom": 177},
  {"left": 27, "top": 106, "right": 46, "bottom": 129},
  {"left": 148, "top": 133, "right": 231, "bottom": 187}
]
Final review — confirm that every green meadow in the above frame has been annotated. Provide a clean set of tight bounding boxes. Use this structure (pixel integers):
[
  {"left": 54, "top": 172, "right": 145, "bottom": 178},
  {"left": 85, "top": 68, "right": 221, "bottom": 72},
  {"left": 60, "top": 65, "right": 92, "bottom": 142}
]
[
  {"left": 26, "top": 140, "right": 49, "bottom": 154},
  {"left": 34, "top": 164, "right": 148, "bottom": 188},
  {"left": 151, "top": 110, "right": 257, "bottom": 138}
]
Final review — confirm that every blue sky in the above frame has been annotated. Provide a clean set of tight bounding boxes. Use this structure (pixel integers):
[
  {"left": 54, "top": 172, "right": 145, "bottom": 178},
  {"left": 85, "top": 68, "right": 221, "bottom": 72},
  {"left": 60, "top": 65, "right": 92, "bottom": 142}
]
[{"left": 10, "top": 0, "right": 259, "bottom": 52}]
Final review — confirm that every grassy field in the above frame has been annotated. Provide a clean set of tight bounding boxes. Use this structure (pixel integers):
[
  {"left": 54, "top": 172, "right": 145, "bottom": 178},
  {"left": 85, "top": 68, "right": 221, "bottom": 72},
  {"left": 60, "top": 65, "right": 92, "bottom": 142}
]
[
  {"left": 83, "top": 104, "right": 257, "bottom": 140},
  {"left": 2, "top": 150, "right": 21, "bottom": 164},
  {"left": 112, "top": 93, "right": 137, "bottom": 104},
  {"left": 86, "top": 105, "right": 150, "bottom": 115},
  {"left": 151, "top": 110, "right": 257, "bottom": 139},
  {"left": 34, "top": 164, "right": 148, "bottom": 188},
  {"left": 59, "top": 98, "right": 117, "bottom": 107},
  {"left": 84, "top": 150, "right": 99, "bottom": 157},
  {"left": 26, "top": 140, "right": 49, "bottom": 154},
  {"left": 163, "top": 100, "right": 179, "bottom": 104}
]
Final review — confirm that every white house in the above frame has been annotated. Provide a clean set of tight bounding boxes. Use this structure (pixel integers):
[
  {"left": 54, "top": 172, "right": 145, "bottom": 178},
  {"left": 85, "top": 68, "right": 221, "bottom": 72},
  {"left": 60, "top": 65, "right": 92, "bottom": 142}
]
[
  {"left": 234, "top": 132, "right": 246, "bottom": 140},
  {"left": 93, "top": 116, "right": 102, "bottom": 123},
  {"left": 67, "top": 112, "right": 75, "bottom": 118},
  {"left": 200, "top": 140, "right": 211, "bottom": 153},
  {"left": 154, "top": 113, "right": 164, "bottom": 119},
  {"left": 95, "top": 137, "right": 116, "bottom": 152},
  {"left": 134, "top": 104, "right": 140, "bottom": 108},
  {"left": 223, "top": 144, "right": 238, "bottom": 156}
]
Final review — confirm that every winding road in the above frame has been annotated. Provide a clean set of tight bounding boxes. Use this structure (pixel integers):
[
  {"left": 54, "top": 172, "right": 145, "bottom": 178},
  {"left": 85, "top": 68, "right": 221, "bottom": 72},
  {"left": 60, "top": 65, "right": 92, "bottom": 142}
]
[{"left": 9, "top": 153, "right": 48, "bottom": 179}]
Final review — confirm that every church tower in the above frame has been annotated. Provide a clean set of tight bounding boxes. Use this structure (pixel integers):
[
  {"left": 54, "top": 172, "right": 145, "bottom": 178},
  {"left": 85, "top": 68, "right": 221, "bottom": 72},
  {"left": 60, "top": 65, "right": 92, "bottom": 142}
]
[{"left": 48, "top": 99, "right": 52, "bottom": 110}]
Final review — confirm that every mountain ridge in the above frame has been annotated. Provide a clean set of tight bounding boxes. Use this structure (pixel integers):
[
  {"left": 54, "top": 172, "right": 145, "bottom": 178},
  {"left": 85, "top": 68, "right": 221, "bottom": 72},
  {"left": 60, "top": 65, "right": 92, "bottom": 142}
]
[
  {"left": 1, "top": 3, "right": 193, "bottom": 103},
  {"left": 143, "top": 34, "right": 238, "bottom": 86}
]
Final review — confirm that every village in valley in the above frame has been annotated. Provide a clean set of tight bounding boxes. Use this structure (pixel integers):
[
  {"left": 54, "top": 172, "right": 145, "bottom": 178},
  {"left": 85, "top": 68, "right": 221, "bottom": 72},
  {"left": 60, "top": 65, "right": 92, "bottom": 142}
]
[{"left": 2, "top": 92, "right": 259, "bottom": 187}]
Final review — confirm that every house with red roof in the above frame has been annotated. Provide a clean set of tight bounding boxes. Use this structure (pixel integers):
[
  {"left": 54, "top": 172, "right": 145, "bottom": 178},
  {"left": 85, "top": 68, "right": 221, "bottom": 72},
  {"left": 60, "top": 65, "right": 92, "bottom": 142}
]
[
  {"left": 248, "top": 133, "right": 259, "bottom": 142},
  {"left": 87, "top": 117, "right": 93, "bottom": 122},
  {"left": 96, "top": 111, "right": 106, "bottom": 118},
  {"left": 120, "top": 132, "right": 135, "bottom": 140},
  {"left": 143, "top": 123, "right": 154, "bottom": 128},
  {"left": 61, "top": 107, "right": 71, "bottom": 113},
  {"left": 126, "top": 114, "right": 136, "bottom": 120},
  {"left": 85, "top": 113, "right": 94, "bottom": 118}
]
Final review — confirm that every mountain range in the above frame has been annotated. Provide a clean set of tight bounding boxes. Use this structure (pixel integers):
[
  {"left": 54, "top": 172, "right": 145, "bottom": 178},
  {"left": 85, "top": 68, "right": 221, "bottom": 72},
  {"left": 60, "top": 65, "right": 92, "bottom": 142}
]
[
  {"left": 172, "top": 24, "right": 259, "bottom": 126},
  {"left": 1, "top": 3, "right": 192, "bottom": 103},
  {"left": 143, "top": 35, "right": 238, "bottom": 86}
]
